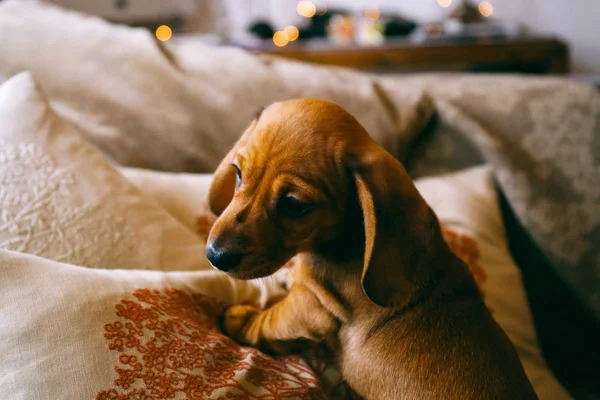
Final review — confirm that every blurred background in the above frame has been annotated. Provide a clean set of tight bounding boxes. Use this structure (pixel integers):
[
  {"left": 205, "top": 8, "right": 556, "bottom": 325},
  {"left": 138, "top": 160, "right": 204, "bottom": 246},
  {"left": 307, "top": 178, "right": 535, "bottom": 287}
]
[{"left": 47, "top": 0, "right": 599, "bottom": 77}]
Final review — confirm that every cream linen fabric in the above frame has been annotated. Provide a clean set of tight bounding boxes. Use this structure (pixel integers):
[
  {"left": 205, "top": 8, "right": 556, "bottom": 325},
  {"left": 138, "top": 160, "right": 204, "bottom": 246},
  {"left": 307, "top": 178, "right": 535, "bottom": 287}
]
[
  {"left": 0, "top": 72, "right": 210, "bottom": 271},
  {"left": 0, "top": 0, "right": 433, "bottom": 172},
  {"left": 0, "top": 250, "right": 308, "bottom": 400},
  {"left": 415, "top": 166, "right": 570, "bottom": 400},
  {"left": 119, "top": 167, "right": 213, "bottom": 234}
]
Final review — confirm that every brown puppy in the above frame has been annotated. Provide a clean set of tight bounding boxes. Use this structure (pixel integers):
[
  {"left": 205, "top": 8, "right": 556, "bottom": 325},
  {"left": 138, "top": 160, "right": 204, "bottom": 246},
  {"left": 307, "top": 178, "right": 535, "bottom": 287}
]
[{"left": 206, "top": 98, "right": 538, "bottom": 399}]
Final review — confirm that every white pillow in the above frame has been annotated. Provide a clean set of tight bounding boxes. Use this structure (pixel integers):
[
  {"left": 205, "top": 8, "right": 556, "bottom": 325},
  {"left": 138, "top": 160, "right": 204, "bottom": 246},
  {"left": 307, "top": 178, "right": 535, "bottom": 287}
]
[
  {"left": 0, "top": 72, "right": 210, "bottom": 271},
  {"left": 0, "top": 0, "right": 432, "bottom": 172},
  {"left": 119, "top": 167, "right": 213, "bottom": 235},
  {"left": 124, "top": 166, "right": 572, "bottom": 400},
  {"left": 0, "top": 249, "right": 313, "bottom": 400},
  {"left": 415, "top": 166, "right": 571, "bottom": 400}
]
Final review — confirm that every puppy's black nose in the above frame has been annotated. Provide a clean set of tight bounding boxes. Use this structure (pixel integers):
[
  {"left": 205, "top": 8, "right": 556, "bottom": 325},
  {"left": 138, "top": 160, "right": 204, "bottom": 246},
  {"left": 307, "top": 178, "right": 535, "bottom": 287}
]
[{"left": 206, "top": 242, "right": 243, "bottom": 271}]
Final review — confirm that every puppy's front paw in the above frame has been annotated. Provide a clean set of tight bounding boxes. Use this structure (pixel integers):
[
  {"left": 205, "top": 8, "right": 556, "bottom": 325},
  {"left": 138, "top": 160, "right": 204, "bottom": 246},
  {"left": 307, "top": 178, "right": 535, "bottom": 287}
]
[{"left": 222, "top": 304, "right": 260, "bottom": 344}]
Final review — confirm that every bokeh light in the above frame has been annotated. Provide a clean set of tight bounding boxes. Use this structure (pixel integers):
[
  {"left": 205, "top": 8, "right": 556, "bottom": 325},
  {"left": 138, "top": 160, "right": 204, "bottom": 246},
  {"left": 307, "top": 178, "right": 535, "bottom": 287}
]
[
  {"left": 478, "top": 1, "right": 494, "bottom": 17},
  {"left": 284, "top": 25, "right": 299, "bottom": 41},
  {"left": 155, "top": 25, "right": 172, "bottom": 42},
  {"left": 273, "top": 31, "right": 289, "bottom": 47},
  {"left": 437, "top": 0, "right": 452, "bottom": 8},
  {"left": 297, "top": 1, "right": 316, "bottom": 18}
]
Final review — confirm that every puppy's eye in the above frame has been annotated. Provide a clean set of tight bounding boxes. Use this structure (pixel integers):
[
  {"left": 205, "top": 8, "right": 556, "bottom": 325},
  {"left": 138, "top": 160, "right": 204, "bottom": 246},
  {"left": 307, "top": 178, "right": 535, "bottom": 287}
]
[
  {"left": 234, "top": 165, "right": 242, "bottom": 187},
  {"left": 278, "top": 196, "right": 314, "bottom": 218}
]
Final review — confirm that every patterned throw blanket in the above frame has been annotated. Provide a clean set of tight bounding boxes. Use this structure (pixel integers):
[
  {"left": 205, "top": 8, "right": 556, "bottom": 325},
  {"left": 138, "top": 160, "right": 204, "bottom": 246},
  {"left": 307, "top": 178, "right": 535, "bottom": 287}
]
[{"left": 383, "top": 75, "right": 600, "bottom": 320}]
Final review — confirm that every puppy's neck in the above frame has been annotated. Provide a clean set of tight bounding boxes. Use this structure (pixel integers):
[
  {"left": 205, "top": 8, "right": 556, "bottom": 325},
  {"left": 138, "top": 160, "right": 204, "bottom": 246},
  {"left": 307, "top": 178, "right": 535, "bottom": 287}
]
[
  {"left": 312, "top": 189, "right": 366, "bottom": 264},
  {"left": 304, "top": 218, "right": 365, "bottom": 303},
  {"left": 313, "top": 226, "right": 365, "bottom": 267}
]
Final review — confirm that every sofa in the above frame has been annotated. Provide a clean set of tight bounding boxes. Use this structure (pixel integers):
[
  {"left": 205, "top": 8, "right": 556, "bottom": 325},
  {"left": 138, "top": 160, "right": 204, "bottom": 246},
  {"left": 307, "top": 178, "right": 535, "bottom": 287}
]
[{"left": 1, "top": 1, "right": 598, "bottom": 399}]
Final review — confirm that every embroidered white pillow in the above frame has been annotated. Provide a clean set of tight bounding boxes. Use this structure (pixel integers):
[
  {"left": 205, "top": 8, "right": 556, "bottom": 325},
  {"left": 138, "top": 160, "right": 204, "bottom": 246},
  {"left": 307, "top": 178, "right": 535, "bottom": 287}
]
[
  {"left": 0, "top": 72, "right": 210, "bottom": 271},
  {"left": 0, "top": 249, "right": 319, "bottom": 400},
  {"left": 415, "top": 166, "right": 571, "bottom": 400}
]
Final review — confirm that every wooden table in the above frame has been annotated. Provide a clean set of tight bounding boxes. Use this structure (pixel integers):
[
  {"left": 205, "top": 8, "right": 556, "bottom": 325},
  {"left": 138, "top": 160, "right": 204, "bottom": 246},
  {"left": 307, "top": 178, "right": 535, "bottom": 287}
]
[{"left": 236, "top": 36, "right": 569, "bottom": 75}]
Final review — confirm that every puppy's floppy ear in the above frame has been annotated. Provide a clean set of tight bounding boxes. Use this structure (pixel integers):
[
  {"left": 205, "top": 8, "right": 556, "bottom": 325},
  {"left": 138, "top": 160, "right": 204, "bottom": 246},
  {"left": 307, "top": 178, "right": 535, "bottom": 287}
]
[
  {"left": 208, "top": 129, "right": 251, "bottom": 216},
  {"left": 347, "top": 146, "right": 435, "bottom": 308}
]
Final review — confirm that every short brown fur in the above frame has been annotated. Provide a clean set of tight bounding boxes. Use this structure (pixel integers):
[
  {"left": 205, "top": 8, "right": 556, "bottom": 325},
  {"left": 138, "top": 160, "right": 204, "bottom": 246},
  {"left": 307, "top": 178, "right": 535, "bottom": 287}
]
[{"left": 207, "top": 98, "right": 538, "bottom": 400}]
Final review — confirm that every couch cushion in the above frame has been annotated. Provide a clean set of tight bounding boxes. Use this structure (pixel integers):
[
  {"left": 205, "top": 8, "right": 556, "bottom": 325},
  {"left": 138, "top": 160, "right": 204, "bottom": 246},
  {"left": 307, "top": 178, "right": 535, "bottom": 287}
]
[
  {"left": 0, "top": 72, "right": 210, "bottom": 271},
  {"left": 119, "top": 167, "right": 213, "bottom": 236},
  {"left": 388, "top": 73, "right": 600, "bottom": 321},
  {"left": 0, "top": 249, "right": 312, "bottom": 400}
]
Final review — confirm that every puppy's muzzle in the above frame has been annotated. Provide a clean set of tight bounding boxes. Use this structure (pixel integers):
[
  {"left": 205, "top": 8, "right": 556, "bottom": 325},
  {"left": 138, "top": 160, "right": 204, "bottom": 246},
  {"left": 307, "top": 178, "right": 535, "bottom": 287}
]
[{"left": 206, "top": 241, "right": 244, "bottom": 272}]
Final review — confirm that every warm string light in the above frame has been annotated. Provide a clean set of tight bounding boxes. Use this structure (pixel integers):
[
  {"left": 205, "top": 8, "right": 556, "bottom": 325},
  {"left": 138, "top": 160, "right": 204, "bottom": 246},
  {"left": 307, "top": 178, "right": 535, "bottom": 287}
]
[
  {"left": 155, "top": 25, "right": 172, "bottom": 41},
  {"left": 478, "top": 1, "right": 494, "bottom": 17},
  {"left": 284, "top": 25, "right": 299, "bottom": 41},
  {"left": 297, "top": 1, "right": 316, "bottom": 18},
  {"left": 273, "top": 25, "right": 300, "bottom": 47},
  {"left": 273, "top": 31, "right": 288, "bottom": 47},
  {"left": 437, "top": 0, "right": 452, "bottom": 8}
]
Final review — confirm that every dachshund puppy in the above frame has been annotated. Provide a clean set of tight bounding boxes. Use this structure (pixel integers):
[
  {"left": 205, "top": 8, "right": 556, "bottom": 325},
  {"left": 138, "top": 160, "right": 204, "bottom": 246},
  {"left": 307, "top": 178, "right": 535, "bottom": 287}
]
[{"left": 206, "top": 98, "right": 538, "bottom": 399}]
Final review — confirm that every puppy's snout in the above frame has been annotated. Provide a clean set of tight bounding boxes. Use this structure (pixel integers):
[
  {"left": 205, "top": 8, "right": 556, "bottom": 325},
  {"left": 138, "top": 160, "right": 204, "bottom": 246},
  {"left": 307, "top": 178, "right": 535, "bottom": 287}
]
[{"left": 206, "top": 241, "right": 244, "bottom": 272}]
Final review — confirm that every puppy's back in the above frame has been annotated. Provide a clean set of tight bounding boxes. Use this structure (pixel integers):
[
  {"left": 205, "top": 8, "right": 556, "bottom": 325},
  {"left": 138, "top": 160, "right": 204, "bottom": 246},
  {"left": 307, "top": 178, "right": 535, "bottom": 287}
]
[{"left": 338, "top": 275, "right": 538, "bottom": 400}]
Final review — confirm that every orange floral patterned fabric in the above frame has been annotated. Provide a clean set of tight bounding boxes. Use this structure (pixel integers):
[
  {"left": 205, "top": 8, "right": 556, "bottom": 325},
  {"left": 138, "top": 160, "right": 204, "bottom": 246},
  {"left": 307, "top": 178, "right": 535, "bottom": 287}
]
[{"left": 97, "top": 288, "right": 325, "bottom": 400}]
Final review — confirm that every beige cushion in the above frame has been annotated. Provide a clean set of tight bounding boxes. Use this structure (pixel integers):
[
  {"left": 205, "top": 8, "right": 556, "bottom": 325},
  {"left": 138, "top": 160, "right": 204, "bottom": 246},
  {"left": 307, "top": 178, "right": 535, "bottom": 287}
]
[
  {"left": 0, "top": 0, "right": 432, "bottom": 172},
  {"left": 0, "top": 249, "right": 306, "bottom": 400},
  {"left": 119, "top": 167, "right": 213, "bottom": 236},
  {"left": 0, "top": 72, "right": 210, "bottom": 271}
]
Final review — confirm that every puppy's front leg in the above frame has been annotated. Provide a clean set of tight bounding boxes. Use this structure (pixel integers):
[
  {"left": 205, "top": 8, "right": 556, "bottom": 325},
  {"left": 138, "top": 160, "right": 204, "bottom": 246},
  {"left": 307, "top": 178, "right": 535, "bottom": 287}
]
[{"left": 223, "top": 284, "right": 338, "bottom": 354}]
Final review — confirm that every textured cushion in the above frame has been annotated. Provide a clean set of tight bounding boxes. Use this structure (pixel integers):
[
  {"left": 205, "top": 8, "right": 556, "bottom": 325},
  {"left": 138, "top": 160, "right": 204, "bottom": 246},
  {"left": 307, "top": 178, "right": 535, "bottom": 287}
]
[
  {"left": 0, "top": 0, "right": 433, "bottom": 172},
  {"left": 390, "top": 73, "right": 600, "bottom": 319},
  {"left": 119, "top": 167, "right": 213, "bottom": 236},
  {"left": 0, "top": 249, "right": 316, "bottom": 400},
  {"left": 0, "top": 72, "right": 209, "bottom": 271}
]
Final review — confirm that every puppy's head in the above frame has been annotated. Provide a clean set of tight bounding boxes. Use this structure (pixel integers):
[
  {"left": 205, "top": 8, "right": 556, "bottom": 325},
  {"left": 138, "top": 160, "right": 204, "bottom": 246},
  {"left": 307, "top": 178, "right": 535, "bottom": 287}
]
[{"left": 207, "top": 98, "right": 437, "bottom": 308}]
